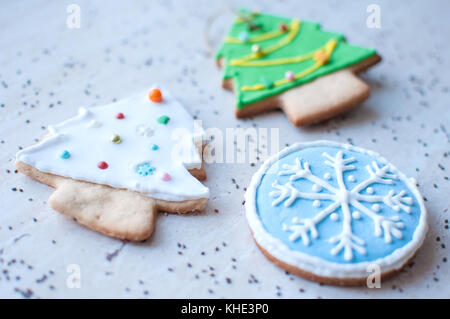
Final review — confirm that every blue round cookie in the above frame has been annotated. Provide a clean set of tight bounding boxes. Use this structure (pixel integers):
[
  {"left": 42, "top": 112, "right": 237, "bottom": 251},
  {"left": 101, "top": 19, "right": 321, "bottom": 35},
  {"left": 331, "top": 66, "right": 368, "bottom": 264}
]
[{"left": 245, "top": 141, "right": 427, "bottom": 285}]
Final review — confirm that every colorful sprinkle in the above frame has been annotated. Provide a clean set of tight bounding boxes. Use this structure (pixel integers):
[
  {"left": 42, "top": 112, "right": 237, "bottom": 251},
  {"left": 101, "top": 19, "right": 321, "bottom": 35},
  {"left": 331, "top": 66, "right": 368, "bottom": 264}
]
[
  {"left": 97, "top": 161, "right": 108, "bottom": 169},
  {"left": 149, "top": 88, "right": 163, "bottom": 103},
  {"left": 280, "top": 23, "right": 288, "bottom": 32},
  {"left": 110, "top": 134, "right": 122, "bottom": 144},
  {"left": 285, "top": 71, "right": 295, "bottom": 81},
  {"left": 251, "top": 44, "right": 262, "bottom": 54},
  {"left": 238, "top": 31, "right": 249, "bottom": 42},
  {"left": 136, "top": 162, "right": 155, "bottom": 176},
  {"left": 60, "top": 150, "right": 70, "bottom": 159},
  {"left": 157, "top": 115, "right": 170, "bottom": 125},
  {"left": 150, "top": 144, "right": 159, "bottom": 150},
  {"left": 115, "top": 113, "right": 125, "bottom": 119},
  {"left": 261, "top": 77, "right": 274, "bottom": 89},
  {"left": 161, "top": 172, "right": 171, "bottom": 181},
  {"left": 313, "top": 50, "right": 330, "bottom": 65}
]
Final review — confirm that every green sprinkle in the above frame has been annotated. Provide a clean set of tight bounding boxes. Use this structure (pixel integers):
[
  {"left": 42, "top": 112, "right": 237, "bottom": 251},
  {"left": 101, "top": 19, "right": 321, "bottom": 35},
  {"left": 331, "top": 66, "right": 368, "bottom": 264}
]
[
  {"left": 157, "top": 115, "right": 170, "bottom": 125},
  {"left": 261, "top": 78, "right": 274, "bottom": 89}
]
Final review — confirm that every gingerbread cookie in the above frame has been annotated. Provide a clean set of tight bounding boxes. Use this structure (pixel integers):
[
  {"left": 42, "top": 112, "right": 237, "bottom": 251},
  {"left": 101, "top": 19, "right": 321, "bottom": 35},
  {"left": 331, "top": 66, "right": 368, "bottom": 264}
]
[
  {"left": 245, "top": 141, "right": 427, "bottom": 285},
  {"left": 16, "top": 87, "right": 209, "bottom": 241},
  {"left": 216, "top": 10, "right": 381, "bottom": 126}
]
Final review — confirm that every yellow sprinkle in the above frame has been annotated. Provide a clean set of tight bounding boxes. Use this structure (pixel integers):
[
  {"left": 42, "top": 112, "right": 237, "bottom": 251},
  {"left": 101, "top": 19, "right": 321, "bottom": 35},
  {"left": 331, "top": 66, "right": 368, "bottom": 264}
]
[{"left": 313, "top": 50, "right": 330, "bottom": 65}]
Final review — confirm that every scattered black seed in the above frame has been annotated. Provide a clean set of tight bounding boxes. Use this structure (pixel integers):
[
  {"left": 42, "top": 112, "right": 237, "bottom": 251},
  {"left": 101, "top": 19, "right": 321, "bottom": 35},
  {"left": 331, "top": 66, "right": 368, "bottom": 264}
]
[
  {"left": 226, "top": 277, "right": 232, "bottom": 284},
  {"left": 14, "top": 288, "right": 33, "bottom": 299},
  {"left": 36, "top": 274, "right": 48, "bottom": 284}
]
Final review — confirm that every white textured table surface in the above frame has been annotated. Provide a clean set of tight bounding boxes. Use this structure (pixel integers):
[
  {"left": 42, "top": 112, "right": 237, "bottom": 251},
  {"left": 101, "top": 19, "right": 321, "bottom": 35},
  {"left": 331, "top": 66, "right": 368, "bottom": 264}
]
[{"left": 0, "top": 0, "right": 449, "bottom": 298}]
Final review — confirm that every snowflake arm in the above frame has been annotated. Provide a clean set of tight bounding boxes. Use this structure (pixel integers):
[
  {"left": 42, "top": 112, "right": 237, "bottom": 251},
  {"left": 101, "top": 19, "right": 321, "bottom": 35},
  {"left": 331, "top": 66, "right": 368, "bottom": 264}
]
[
  {"left": 329, "top": 232, "right": 366, "bottom": 261},
  {"left": 352, "top": 161, "right": 398, "bottom": 194},
  {"left": 351, "top": 200, "right": 405, "bottom": 243},
  {"left": 283, "top": 201, "right": 341, "bottom": 245},
  {"left": 354, "top": 189, "right": 414, "bottom": 214},
  {"left": 328, "top": 200, "right": 366, "bottom": 261},
  {"left": 323, "top": 151, "right": 356, "bottom": 172},
  {"left": 270, "top": 180, "right": 334, "bottom": 206},
  {"left": 278, "top": 157, "right": 337, "bottom": 193},
  {"left": 323, "top": 151, "right": 356, "bottom": 192}
]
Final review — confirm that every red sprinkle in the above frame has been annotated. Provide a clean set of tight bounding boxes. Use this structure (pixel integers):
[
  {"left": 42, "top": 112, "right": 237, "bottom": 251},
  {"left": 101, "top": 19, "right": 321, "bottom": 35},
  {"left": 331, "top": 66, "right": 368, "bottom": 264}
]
[
  {"left": 280, "top": 23, "right": 288, "bottom": 32},
  {"left": 115, "top": 112, "right": 125, "bottom": 119},
  {"left": 97, "top": 161, "right": 108, "bottom": 169}
]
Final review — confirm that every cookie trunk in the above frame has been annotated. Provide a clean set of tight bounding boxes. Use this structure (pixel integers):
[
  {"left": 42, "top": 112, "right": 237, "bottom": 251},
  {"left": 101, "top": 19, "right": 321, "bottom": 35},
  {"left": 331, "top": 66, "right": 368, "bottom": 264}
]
[{"left": 280, "top": 69, "right": 371, "bottom": 126}]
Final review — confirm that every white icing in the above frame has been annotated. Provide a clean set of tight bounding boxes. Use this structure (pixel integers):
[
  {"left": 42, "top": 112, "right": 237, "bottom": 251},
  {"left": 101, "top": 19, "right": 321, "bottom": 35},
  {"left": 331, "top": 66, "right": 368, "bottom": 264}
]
[
  {"left": 352, "top": 211, "right": 361, "bottom": 219},
  {"left": 16, "top": 87, "right": 209, "bottom": 201},
  {"left": 87, "top": 119, "right": 101, "bottom": 128},
  {"left": 312, "top": 184, "right": 322, "bottom": 192},
  {"left": 245, "top": 140, "right": 428, "bottom": 279},
  {"left": 330, "top": 213, "right": 339, "bottom": 221},
  {"left": 312, "top": 200, "right": 321, "bottom": 208},
  {"left": 366, "top": 187, "right": 374, "bottom": 194},
  {"left": 372, "top": 204, "right": 381, "bottom": 212},
  {"left": 323, "top": 172, "right": 331, "bottom": 180},
  {"left": 136, "top": 124, "right": 155, "bottom": 137},
  {"left": 347, "top": 175, "right": 356, "bottom": 182}
]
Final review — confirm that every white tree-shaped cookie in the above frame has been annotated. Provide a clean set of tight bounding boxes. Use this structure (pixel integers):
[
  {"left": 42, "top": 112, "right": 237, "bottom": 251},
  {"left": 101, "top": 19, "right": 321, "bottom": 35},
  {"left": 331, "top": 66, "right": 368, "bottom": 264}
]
[{"left": 16, "top": 87, "right": 208, "bottom": 240}]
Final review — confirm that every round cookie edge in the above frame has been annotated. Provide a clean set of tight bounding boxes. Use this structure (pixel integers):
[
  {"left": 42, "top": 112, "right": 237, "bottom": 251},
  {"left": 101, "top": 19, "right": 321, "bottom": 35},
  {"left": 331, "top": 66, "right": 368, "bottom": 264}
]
[{"left": 244, "top": 140, "right": 428, "bottom": 281}]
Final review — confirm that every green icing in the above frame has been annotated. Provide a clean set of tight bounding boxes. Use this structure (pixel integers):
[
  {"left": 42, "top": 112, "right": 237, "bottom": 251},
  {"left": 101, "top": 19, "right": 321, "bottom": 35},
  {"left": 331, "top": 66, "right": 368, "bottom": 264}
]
[{"left": 216, "top": 11, "right": 377, "bottom": 109}]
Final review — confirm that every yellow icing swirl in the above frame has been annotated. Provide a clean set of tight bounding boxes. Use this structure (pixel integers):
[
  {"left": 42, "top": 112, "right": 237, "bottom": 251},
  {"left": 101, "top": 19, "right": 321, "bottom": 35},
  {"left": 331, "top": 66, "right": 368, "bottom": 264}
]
[
  {"left": 229, "top": 20, "right": 301, "bottom": 66},
  {"left": 226, "top": 28, "right": 289, "bottom": 44},
  {"left": 241, "top": 39, "right": 337, "bottom": 91}
]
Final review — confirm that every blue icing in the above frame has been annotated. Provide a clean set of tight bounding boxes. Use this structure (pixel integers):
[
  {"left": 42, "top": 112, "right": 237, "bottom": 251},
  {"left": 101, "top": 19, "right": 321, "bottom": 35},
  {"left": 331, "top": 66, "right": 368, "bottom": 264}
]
[{"left": 255, "top": 145, "right": 422, "bottom": 264}]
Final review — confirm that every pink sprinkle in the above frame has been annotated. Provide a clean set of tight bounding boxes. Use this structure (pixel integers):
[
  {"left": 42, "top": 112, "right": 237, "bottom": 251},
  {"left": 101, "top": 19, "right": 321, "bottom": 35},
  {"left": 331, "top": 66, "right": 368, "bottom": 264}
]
[
  {"left": 285, "top": 71, "right": 295, "bottom": 81},
  {"left": 115, "top": 112, "right": 125, "bottom": 119},
  {"left": 161, "top": 172, "right": 171, "bottom": 181},
  {"left": 97, "top": 161, "right": 108, "bottom": 169}
]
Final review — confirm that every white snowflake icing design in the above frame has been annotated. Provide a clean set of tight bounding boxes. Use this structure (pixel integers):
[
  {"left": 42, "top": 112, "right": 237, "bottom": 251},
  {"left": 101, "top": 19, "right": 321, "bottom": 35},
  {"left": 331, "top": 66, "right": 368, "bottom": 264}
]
[{"left": 269, "top": 151, "right": 414, "bottom": 261}]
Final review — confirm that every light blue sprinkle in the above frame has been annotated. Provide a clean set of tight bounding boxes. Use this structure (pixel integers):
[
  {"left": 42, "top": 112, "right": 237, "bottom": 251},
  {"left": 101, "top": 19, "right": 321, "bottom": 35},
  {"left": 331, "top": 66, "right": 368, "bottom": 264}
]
[
  {"left": 238, "top": 31, "right": 249, "bottom": 42},
  {"left": 150, "top": 144, "right": 159, "bottom": 151},
  {"left": 136, "top": 162, "right": 155, "bottom": 176},
  {"left": 60, "top": 150, "right": 70, "bottom": 159}
]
